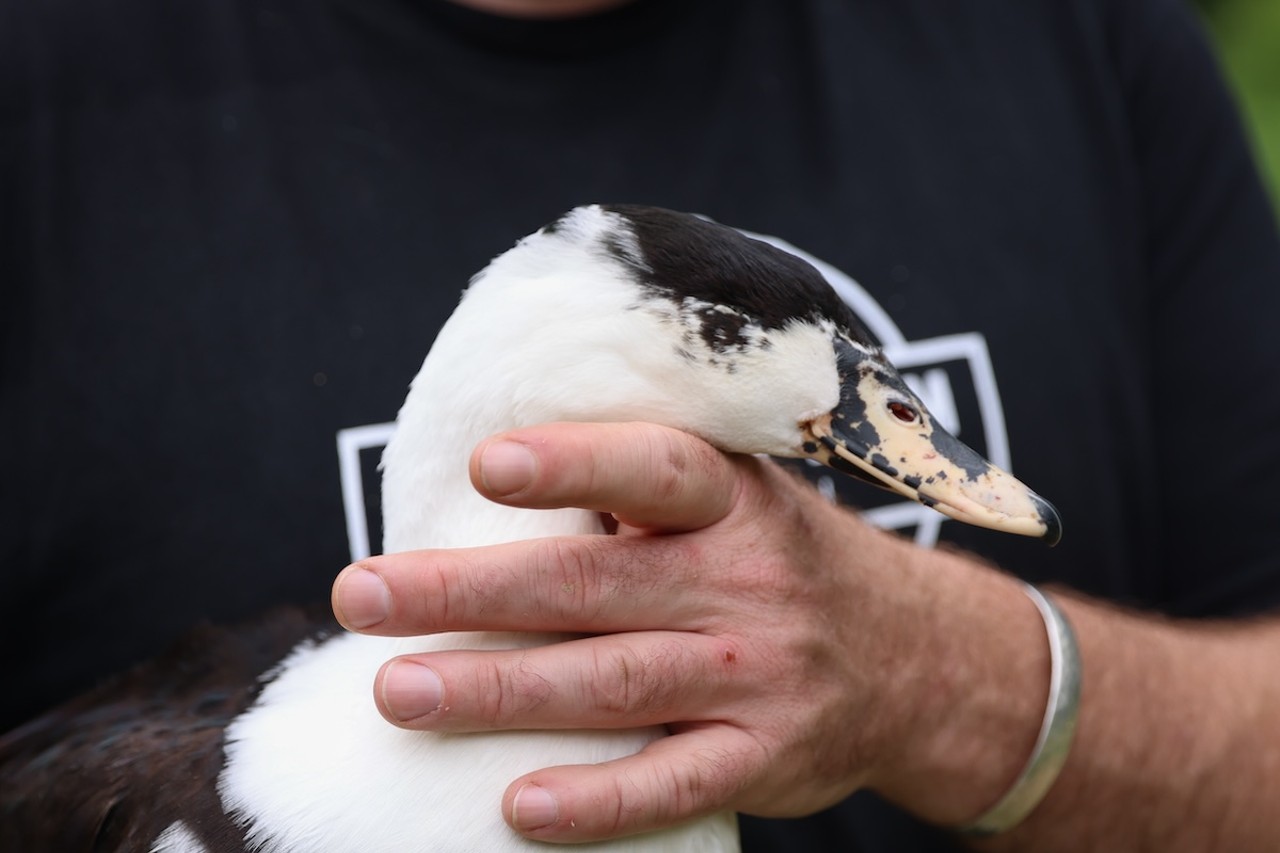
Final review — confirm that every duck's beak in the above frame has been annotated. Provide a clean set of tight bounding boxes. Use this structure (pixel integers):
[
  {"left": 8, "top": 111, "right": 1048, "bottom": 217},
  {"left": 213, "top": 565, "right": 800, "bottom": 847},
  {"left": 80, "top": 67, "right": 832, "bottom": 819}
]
[{"left": 800, "top": 339, "right": 1062, "bottom": 545}]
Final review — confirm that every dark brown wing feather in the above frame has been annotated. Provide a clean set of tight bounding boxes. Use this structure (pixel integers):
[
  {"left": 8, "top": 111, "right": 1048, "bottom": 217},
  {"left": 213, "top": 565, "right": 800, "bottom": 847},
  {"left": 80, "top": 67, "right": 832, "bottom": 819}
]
[{"left": 0, "top": 605, "right": 336, "bottom": 852}]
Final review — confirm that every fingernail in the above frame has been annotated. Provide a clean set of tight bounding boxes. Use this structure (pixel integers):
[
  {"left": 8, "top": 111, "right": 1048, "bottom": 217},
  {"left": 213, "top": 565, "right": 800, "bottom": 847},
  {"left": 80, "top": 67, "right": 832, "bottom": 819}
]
[
  {"left": 480, "top": 441, "right": 537, "bottom": 496},
  {"left": 381, "top": 661, "right": 443, "bottom": 721},
  {"left": 512, "top": 784, "right": 559, "bottom": 831},
  {"left": 335, "top": 568, "right": 391, "bottom": 629}
]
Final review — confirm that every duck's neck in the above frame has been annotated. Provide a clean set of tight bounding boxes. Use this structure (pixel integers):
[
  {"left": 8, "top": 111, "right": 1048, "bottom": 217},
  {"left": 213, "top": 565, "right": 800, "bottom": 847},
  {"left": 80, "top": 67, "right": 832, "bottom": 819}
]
[
  {"left": 376, "top": 318, "right": 605, "bottom": 658},
  {"left": 380, "top": 293, "right": 612, "bottom": 554},
  {"left": 380, "top": 395, "right": 603, "bottom": 552}
]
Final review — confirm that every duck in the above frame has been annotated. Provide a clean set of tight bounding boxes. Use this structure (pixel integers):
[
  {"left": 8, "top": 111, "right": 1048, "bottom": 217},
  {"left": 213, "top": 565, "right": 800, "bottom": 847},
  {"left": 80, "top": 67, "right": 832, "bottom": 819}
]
[{"left": 0, "top": 204, "right": 1060, "bottom": 852}]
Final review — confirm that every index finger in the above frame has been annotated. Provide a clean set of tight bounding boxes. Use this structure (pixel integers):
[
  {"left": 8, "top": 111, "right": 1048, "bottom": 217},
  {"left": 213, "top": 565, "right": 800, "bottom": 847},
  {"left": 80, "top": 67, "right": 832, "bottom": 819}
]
[
  {"left": 469, "top": 422, "right": 742, "bottom": 532},
  {"left": 331, "top": 534, "right": 711, "bottom": 636}
]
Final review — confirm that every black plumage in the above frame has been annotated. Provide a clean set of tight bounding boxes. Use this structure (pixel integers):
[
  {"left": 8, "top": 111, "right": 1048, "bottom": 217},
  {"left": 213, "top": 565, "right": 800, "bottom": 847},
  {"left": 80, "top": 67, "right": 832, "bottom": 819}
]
[{"left": 0, "top": 607, "right": 334, "bottom": 851}]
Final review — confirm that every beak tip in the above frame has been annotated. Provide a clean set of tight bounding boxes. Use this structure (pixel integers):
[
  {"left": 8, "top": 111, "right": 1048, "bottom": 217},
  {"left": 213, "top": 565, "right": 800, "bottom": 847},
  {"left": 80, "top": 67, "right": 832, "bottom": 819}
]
[{"left": 1034, "top": 495, "right": 1063, "bottom": 547}]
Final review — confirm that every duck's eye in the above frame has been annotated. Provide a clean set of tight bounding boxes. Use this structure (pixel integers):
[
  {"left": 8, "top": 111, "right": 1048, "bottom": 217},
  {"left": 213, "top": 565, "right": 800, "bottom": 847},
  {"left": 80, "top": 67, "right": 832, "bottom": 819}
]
[{"left": 887, "top": 401, "right": 919, "bottom": 423}]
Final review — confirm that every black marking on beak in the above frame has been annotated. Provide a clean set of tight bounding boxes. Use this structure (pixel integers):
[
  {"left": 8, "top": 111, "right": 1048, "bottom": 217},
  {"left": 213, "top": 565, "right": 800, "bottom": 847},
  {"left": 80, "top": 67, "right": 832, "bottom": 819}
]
[
  {"left": 817, "top": 434, "right": 895, "bottom": 489},
  {"left": 1032, "top": 494, "right": 1063, "bottom": 547}
]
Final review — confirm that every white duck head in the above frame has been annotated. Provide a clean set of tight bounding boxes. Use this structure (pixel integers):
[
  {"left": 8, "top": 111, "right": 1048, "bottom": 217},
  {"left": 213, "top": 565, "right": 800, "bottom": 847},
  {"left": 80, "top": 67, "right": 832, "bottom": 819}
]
[{"left": 383, "top": 204, "right": 1060, "bottom": 551}]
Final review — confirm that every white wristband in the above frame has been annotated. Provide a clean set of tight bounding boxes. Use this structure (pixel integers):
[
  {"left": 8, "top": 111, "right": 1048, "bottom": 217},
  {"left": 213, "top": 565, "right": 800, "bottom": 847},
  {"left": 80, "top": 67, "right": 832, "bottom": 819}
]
[{"left": 954, "top": 583, "right": 1082, "bottom": 837}]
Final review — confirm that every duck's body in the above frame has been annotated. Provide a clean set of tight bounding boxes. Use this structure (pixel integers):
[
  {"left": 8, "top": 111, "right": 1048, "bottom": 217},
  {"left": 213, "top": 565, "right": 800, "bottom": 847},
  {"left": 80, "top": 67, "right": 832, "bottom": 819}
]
[{"left": 0, "top": 205, "right": 1058, "bottom": 852}]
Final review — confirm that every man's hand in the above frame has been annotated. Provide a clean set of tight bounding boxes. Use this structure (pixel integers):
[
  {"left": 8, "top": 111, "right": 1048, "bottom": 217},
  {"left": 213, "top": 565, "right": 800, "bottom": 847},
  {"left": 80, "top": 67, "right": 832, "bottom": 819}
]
[{"left": 331, "top": 421, "right": 1056, "bottom": 843}]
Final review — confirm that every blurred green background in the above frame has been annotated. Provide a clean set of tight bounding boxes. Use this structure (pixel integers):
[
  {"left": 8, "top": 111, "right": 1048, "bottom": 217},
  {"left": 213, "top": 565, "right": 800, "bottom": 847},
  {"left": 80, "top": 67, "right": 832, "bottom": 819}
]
[{"left": 1196, "top": 0, "right": 1280, "bottom": 205}]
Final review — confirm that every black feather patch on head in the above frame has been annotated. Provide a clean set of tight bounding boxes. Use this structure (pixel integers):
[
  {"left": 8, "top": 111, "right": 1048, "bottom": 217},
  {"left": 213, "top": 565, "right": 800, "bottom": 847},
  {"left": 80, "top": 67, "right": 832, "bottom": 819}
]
[{"left": 598, "top": 204, "right": 878, "bottom": 348}]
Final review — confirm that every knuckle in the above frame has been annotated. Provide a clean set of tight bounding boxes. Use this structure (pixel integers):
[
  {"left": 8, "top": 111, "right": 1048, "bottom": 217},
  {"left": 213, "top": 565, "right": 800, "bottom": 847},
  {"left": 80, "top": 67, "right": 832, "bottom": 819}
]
[
  {"left": 604, "top": 772, "right": 648, "bottom": 835},
  {"left": 451, "top": 556, "right": 515, "bottom": 623},
  {"left": 649, "top": 444, "right": 689, "bottom": 505},
  {"left": 530, "top": 537, "right": 602, "bottom": 618},
  {"left": 665, "top": 758, "right": 707, "bottom": 819},
  {"left": 382, "top": 554, "right": 463, "bottom": 627},
  {"left": 685, "top": 740, "right": 763, "bottom": 816},
  {"left": 645, "top": 429, "right": 721, "bottom": 506},
  {"left": 479, "top": 655, "right": 553, "bottom": 726},
  {"left": 590, "top": 639, "right": 685, "bottom": 718},
  {"left": 629, "top": 750, "right": 735, "bottom": 828}
]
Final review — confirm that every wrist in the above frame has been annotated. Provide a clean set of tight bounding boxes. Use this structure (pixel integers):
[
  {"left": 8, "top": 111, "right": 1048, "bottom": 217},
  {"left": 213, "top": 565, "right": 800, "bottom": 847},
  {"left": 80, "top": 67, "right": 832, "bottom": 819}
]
[
  {"left": 865, "top": 551, "right": 1056, "bottom": 826},
  {"left": 953, "top": 584, "right": 1081, "bottom": 836}
]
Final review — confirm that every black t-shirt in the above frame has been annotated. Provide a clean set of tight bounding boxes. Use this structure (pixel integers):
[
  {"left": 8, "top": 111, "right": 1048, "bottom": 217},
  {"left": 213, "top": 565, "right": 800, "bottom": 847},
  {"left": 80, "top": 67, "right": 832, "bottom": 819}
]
[{"left": 4, "top": 0, "right": 1280, "bottom": 849}]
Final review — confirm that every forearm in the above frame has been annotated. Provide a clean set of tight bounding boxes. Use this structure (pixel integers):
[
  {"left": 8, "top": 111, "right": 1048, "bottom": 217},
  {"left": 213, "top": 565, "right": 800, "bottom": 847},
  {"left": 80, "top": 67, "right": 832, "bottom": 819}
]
[
  {"left": 990, "top": 599, "right": 1280, "bottom": 851},
  {"left": 877, "top": 545, "right": 1280, "bottom": 850}
]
